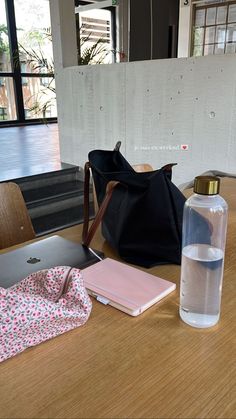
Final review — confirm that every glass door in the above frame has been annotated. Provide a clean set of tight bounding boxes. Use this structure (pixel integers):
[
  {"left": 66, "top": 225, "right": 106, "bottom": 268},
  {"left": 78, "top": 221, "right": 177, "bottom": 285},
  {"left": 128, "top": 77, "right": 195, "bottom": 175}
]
[
  {"left": 0, "top": 0, "right": 17, "bottom": 122},
  {"left": 0, "top": 0, "right": 57, "bottom": 125}
]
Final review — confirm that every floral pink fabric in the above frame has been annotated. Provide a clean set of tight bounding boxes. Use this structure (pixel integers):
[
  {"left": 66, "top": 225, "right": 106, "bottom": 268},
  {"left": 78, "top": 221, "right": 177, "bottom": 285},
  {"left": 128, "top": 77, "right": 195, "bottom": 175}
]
[{"left": 0, "top": 266, "right": 92, "bottom": 362}]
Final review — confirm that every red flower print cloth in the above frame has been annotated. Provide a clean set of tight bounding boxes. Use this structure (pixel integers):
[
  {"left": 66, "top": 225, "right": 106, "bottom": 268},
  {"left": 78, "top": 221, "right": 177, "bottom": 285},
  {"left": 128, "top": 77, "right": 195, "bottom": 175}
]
[{"left": 0, "top": 266, "right": 92, "bottom": 362}]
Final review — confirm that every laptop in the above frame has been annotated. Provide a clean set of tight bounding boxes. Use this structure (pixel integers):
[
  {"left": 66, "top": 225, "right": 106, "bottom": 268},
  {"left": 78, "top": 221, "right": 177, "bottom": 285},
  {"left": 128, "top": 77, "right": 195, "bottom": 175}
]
[
  {"left": 82, "top": 258, "right": 176, "bottom": 316},
  {"left": 0, "top": 235, "right": 103, "bottom": 288}
]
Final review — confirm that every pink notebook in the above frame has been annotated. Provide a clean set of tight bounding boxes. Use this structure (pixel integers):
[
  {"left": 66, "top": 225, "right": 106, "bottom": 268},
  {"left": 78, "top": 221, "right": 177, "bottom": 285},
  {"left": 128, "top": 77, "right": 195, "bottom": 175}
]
[{"left": 81, "top": 258, "right": 176, "bottom": 316}]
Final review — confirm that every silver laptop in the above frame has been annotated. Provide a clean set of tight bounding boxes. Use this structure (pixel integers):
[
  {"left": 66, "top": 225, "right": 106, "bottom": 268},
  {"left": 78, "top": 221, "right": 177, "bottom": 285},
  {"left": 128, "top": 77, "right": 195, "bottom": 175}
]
[{"left": 0, "top": 235, "right": 103, "bottom": 288}]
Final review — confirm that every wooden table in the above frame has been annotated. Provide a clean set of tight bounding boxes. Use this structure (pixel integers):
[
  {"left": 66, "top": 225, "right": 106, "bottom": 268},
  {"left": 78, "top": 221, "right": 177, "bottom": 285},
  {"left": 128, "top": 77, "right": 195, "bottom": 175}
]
[{"left": 0, "top": 178, "right": 235, "bottom": 419}]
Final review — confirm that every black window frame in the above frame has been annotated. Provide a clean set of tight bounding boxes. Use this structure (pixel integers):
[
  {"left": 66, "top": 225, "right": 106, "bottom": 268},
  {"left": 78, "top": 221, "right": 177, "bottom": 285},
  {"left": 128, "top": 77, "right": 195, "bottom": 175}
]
[{"left": 0, "top": 0, "right": 57, "bottom": 127}]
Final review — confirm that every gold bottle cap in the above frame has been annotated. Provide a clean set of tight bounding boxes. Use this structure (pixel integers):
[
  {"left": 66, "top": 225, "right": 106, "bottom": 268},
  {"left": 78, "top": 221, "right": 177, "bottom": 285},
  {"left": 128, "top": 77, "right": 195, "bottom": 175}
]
[{"left": 194, "top": 176, "right": 220, "bottom": 195}]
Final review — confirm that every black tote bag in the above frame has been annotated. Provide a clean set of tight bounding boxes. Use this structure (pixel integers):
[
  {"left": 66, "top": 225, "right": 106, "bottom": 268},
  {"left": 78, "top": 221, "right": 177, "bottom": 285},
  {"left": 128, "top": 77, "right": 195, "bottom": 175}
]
[{"left": 83, "top": 143, "right": 187, "bottom": 268}]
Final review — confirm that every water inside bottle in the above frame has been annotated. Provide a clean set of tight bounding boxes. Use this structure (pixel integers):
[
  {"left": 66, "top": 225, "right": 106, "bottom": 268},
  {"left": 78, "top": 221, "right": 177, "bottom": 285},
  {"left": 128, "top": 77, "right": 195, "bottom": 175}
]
[{"left": 180, "top": 244, "right": 224, "bottom": 328}]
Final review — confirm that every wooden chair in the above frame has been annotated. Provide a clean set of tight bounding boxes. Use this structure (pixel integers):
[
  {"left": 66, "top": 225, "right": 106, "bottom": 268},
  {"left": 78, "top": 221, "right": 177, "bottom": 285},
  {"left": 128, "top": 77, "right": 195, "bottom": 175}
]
[
  {"left": 132, "top": 163, "right": 153, "bottom": 173},
  {"left": 0, "top": 182, "right": 35, "bottom": 249}
]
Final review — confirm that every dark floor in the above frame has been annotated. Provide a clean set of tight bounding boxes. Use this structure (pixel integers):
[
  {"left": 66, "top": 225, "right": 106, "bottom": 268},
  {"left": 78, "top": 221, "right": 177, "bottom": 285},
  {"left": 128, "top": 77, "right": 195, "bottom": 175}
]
[{"left": 0, "top": 123, "right": 61, "bottom": 182}]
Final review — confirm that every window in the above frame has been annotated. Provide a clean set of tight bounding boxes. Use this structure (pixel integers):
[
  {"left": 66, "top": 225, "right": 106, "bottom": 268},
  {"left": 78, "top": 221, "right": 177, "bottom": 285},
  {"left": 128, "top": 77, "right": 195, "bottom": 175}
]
[
  {"left": 192, "top": 2, "right": 236, "bottom": 56},
  {"left": 0, "top": 76, "right": 17, "bottom": 120},
  {"left": 75, "top": 1, "right": 117, "bottom": 65},
  {"left": 23, "top": 76, "right": 56, "bottom": 119},
  {"left": 21, "top": 63, "right": 28, "bottom": 86},
  {"left": 40, "top": 76, "right": 50, "bottom": 87},
  {"left": 0, "top": 107, "right": 7, "bottom": 120},
  {"left": 0, "top": 0, "right": 57, "bottom": 124},
  {"left": 24, "top": 108, "right": 31, "bottom": 119},
  {"left": 45, "top": 106, "right": 52, "bottom": 118}
]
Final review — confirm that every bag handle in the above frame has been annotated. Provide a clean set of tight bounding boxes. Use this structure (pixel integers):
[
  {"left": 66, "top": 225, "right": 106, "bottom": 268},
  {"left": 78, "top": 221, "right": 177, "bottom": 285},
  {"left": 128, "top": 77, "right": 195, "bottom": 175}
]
[
  {"left": 161, "top": 163, "right": 177, "bottom": 171},
  {"left": 82, "top": 161, "right": 120, "bottom": 247},
  {"left": 114, "top": 141, "right": 121, "bottom": 151}
]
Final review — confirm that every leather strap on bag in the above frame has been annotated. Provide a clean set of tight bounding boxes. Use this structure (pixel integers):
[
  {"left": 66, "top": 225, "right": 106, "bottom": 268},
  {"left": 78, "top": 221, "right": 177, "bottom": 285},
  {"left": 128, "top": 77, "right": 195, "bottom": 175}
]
[
  {"left": 161, "top": 163, "right": 177, "bottom": 172},
  {"left": 114, "top": 141, "right": 121, "bottom": 151},
  {"left": 82, "top": 161, "right": 120, "bottom": 247}
]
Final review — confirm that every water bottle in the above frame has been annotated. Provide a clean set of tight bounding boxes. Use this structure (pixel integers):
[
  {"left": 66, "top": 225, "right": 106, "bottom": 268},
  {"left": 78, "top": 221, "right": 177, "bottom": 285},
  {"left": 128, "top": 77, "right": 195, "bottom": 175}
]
[{"left": 179, "top": 176, "right": 228, "bottom": 328}]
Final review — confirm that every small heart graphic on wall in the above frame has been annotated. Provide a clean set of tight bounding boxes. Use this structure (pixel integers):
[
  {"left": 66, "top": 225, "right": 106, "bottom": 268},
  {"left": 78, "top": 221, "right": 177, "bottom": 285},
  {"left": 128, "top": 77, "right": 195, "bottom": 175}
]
[{"left": 181, "top": 144, "right": 188, "bottom": 150}]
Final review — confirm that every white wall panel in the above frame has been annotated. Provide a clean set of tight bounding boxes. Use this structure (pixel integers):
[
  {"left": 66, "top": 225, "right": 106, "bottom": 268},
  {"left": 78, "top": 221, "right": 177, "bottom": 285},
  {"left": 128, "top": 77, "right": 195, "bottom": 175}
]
[{"left": 55, "top": 54, "right": 236, "bottom": 185}]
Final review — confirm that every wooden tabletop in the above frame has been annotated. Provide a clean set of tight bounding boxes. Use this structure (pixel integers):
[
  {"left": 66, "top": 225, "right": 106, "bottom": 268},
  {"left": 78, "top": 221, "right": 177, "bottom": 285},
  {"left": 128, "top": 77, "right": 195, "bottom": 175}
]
[{"left": 0, "top": 178, "right": 235, "bottom": 419}]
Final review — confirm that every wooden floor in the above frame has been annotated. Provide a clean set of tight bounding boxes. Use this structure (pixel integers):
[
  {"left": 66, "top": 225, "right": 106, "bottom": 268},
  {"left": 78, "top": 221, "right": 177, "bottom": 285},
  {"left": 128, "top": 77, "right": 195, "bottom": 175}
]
[{"left": 0, "top": 123, "right": 61, "bottom": 182}]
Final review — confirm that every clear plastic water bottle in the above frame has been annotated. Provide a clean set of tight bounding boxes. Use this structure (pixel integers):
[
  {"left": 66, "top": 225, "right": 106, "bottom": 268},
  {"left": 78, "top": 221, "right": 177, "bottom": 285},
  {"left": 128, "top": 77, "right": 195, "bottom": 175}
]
[{"left": 179, "top": 176, "right": 228, "bottom": 328}]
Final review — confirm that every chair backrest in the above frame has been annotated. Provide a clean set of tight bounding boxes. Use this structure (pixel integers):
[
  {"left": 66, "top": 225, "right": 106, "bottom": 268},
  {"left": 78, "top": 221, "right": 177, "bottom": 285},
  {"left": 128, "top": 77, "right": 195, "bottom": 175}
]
[
  {"left": 0, "top": 182, "right": 35, "bottom": 249},
  {"left": 132, "top": 163, "right": 153, "bottom": 173}
]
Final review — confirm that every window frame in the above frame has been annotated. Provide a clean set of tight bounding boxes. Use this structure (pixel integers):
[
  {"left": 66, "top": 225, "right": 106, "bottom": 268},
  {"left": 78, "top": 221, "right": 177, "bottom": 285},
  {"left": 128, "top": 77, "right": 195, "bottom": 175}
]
[
  {"left": 191, "top": 1, "right": 236, "bottom": 57},
  {"left": 0, "top": 0, "right": 57, "bottom": 126}
]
